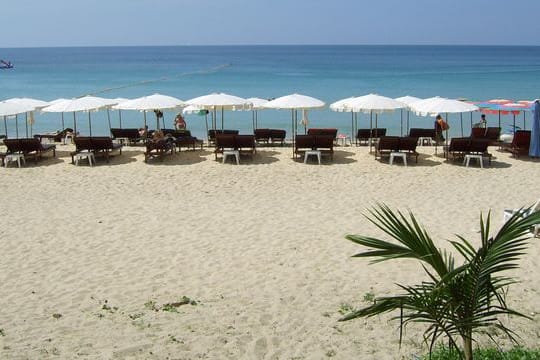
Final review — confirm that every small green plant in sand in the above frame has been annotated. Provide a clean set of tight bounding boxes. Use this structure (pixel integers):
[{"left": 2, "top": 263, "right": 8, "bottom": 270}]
[
  {"left": 341, "top": 204, "right": 540, "bottom": 360},
  {"left": 424, "top": 346, "right": 540, "bottom": 360},
  {"left": 145, "top": 296, "right": 198, "bottom": 313},
  {"left": 144, "top": 300, "right": 158, "bottom": 311},
  {"left": 0, "top": 328, "right": 5, "bottom": 336},
  {"left": 101, "top": 299, "right": 118, "bottom": 313},
  {"left": 52, "top": 313, "right": 62, "bottom": 320},
  {"left": 338, "top": 303, "right": 355, "bottom": 315},
  {"left": 362, "top": 291, "right": 375, "bottom": 303}
]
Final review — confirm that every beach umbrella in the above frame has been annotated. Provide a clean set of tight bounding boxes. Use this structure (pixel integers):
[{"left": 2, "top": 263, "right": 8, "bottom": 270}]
[
  {"left": 263, "top": 93, "right": 325, "bottom": 155},
  {"left": 395, "top": 96, "right": 422, "bottom": 136},
  {"left": 501, "top": 103, "right": 530, "bottom": 133},
  {"left": 185, "top": 92, "right": 250, "bottom": 132},
  {"left": 114, "top": 93, "right": 184, "bottom": 130},
  {"left": 182, "top": 105, "right": 211, "bottom": 134},
  {"left": 4, "top": 98, "right": 49, "bottom": 138},
  {"left": 246, "top": 97, "right": 269, "bottom": 130},
  {"left": 0, "top": 100, "right": 37, "bottom": 138},
  {"left": 530, "top": 100, "right": 540, "bottom": 157},
  {"left": 48, "top": 98, "right": 70, "bottom": 131},
  {"left": 111, "top": 97, "right": 129, "bottom": 128},
  {"left": 330, "top": 97, "right": 358, "bottom": 141},
  {"left": 43, "top": 96, "right": 117, "bottom": 136},
  {"left": 344, "top": 94, "right": 406, "bottom": 152},
  {"left": 410, "top": 97, "right": 479, "bottom": 150}
]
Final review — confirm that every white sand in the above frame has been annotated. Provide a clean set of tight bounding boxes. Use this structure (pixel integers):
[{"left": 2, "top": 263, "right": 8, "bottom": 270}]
[{"left": 0, "top": 144, "right": 539, "bottom": 359}]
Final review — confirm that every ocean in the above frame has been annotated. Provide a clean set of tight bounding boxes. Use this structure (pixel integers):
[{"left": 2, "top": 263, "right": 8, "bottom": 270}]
[{"left": 1, "top": 45, "right": 539, "bottom": 139}]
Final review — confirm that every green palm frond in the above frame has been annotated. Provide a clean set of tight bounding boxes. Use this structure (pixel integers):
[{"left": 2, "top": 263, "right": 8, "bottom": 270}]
[
  {"left": 342, "top": 204, "right": 540, "bottom": 360},
  {"left": 346, "top": 204, "right": 451, "bottom": 277}
]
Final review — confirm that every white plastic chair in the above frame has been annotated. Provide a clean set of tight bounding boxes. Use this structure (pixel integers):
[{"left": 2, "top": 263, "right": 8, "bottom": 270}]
[{"left": 503, "top": 198, "right": 540, "bottom": 237}]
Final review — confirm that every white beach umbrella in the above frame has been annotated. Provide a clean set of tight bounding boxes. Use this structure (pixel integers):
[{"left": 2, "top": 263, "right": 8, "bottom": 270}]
[
  {"left": 110, "top": 97, "right": 129, "bottom": 128},
  {"left": 344, "top": 94, "right": 406, "bottom": 152},
  {"left": 185, "top": 92, "right": 250, "bottom": 132},
  {"left": 42, "top": 96, "right": 117, "bottom": 136},
  {"left": 44, "top": 98, "right": 75, "bottom": 136},
  {"left": 0, "top": 100, "right": 38, "bottom": 138},
  {"left": 330, "top": 97, "right": 359, "bottom": 140},
  {"left": 263, "top": 93, "right": 325, "bottom": 153},
  {"left": 410, "top": 97, "right": 479, "bottom": 148},
  {"left": 246, "top": 97, "right": 269, "bottom": 130},
  {"left": 410, "top": 97, "right": 478, "bottom": 116},
  {"left": 395, "top": 96, "right": 423, "bottom": 135},
  {"left": 5, "top": 98, "right": 49, "bottom": 137},
  {"left": 114, "top": 93, "right": 184, "bottom": 130}
]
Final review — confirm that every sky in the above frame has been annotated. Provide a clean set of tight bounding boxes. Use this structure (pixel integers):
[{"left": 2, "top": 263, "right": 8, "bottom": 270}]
[{"left": 1, "top": 0, "right": 540, "bottom": 47}]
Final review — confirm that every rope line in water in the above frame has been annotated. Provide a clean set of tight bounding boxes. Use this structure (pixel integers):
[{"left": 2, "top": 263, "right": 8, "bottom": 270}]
[{"left": 86, "top": 63, "right": 232, "bottom": 96}]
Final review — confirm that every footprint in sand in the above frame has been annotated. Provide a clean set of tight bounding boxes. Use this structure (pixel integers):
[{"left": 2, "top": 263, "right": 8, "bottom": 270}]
[{"left": 254, "top": 337, "right": 268, "bottom": 358}]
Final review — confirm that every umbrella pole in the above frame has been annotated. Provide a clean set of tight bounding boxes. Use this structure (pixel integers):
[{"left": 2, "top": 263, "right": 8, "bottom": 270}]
[
  {"left": 3, "top": 116, "right": 7, "bottom": 138},
  {"left": 351, "top": 111, "right": 354, "bottom": 143},
  {"left": 25, "top": 112, "right": 29, "bottom": 138},
  {"left": 88, "top": 111, "right": 92, "bottom": 136},
  {"left": 143, "top": 111, "right": 147, "bottom": 129},
  {"left": 204, "top": 113, "right": 209, "bottom": 136},
  {"left": 221, "top": 108, "right": 224, "bottom": 131},
  {"left": 406, "top": 111, "right": 410, "bottom": 134},
  {"left": 107, "top": 109, "right": 111, "bottom": 134},
  {"left": 460, "top": 113, "right": 463, "bottom": 137},
  {"left": 498, "top": 111, "right": 501, "bottom": 129},
  {"left": 15, "top": 115, "right": 19, "bottom": 138},
  {"left": 61, "top": 112, "right": 65, "bottom": 131},
  {"left": 252, "top": 111, "right": 255, "bottom": 131},
  {"left": 73, "top": 112, "right": 77, "bottom": 135},
  {"left": 470, "top": 112, "right": 473, "bottom": 131},
  {"left": 256, "top": 110, "right": 258, "bottom": 129},
  {"left": 523, "top": 111, "right": 526, "bottom": 130},
  {"left": 118, "top": 110, "right": 122, "bottom": 128},
  {"left": 291, "top": 109, "right": 295, "bottom": 157},
  {"left": 445, "top": 113, "right": 449, "bottom": 153},
  {"left": 355, "top": 112, "right": 358, "bottom": 145},
  {"left": 400, "top": 109, "right": 403, "bottom": 136},
  {"left": 513, "top": 114, "right": 516, "bottom": 133},
  {"left": 369, "top": 111, "right": 373, "bottom": 154}
]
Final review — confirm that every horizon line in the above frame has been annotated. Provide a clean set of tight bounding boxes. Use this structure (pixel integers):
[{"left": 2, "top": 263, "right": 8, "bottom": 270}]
[{"left": 2, "top": 43, "right": 540, "bottom": 50}]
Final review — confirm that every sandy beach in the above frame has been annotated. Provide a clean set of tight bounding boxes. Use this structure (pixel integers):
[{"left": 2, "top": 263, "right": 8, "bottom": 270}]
[{"left": 0, "top": 143, "right": 539, "bottom": 359}]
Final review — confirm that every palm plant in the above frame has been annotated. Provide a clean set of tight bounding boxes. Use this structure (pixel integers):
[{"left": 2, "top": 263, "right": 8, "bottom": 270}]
[{"left": 341, "top": 204, "right": 540, "bottom": 360}]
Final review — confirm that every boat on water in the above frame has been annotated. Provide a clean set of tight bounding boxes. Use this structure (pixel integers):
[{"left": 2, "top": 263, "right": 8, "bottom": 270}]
[{"left": 1, "top": 60, "right": 14, "bottom": 69}]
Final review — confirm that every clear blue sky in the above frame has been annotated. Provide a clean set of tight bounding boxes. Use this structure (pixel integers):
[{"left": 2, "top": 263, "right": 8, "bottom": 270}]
[{"left": 2, "top": 0, "right": 540, "bottom": 47}]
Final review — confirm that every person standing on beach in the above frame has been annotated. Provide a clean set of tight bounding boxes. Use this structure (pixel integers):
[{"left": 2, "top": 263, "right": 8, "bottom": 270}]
[
  {"left": 434, "top": 114, "right": 448, "bottom": 142},
  {"left": 175, "top": 113, "right": 187, "bottom": 130}
]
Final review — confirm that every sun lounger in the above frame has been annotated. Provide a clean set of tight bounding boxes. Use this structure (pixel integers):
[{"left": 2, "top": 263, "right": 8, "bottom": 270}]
[
  {"left": 374, "top": 136, "right": 419, "bottom": 163},
  {"left": 4, "top": 138, "right": 56, "bottom": 164},
  {"left": 503, "top": 198, "right": 540, "bottom": 237},
  {"left": 144, "top": 139, "right": 175, "bottom": 162},
  {"left": 214, "top": 134, "right": 255, "bottom": 161},
  {"left": 307, "top": 128, "right": 338, "bottom": 139},
  {"left": 34, "top": 128, "right": 74, "bottom": 143},
  {"left": 110, "top": 128, "right": 144, "bottom": 144},
  {"left": 254, "top": 129, "right": 287, "bottom": 145},
  {"left": 208, "top": 129, "right": 239, "bottom": 145},
  {"left": 294, "top": 135, "right": 334, "bottom": 161},
  {"left": 503, "top": 130, "right": 531, "bottom": 158},
  {"left": 356, "top": 128, "right": 387, "bottom": 146},
  {"left": 71, "top": 136, "right": 122, "bottom": 164},
  {"left": 160, "top": 129, "right": 203, "bottom": 151}
]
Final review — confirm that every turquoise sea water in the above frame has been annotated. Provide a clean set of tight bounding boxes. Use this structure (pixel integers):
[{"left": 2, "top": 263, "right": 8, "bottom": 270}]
[{"left": 1, "top": 45, "right": 539, "bottom": 139}]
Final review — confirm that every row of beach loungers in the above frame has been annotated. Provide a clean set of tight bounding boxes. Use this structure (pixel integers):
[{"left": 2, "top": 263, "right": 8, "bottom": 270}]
[{"left": 0, "top": 127, "right": 533, "bottom": 167}]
